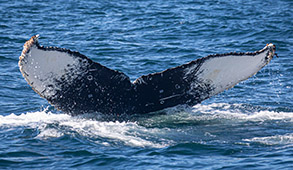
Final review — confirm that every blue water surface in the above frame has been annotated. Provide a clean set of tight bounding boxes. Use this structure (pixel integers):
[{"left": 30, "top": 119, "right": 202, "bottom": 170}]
[{"left": 0, "top": 0, "right": 292, "bottom": 169}]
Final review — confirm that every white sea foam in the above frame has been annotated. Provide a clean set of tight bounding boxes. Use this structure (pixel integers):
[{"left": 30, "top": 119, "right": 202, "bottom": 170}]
[
  {"left": 0, "top": 103, "right": 291, "bottom": 148},
  {"left": 191, "top": 103, "right": 293, "bottom": 122},
  {"left": 37, "top": 128, "right": 64, "bottom": 139},
  {"left": 0, "top": 110, "right": 169, "bottom": 148},
  {"left": 0, "top": 111, "right": 71, "bottom": 127},
  {"left": 243, "top": 133, "right": 293, "bottom": 145}
]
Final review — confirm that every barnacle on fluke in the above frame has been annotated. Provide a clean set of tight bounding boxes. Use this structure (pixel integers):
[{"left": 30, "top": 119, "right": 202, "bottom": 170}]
[{"left": 19, "top": 35, "right": 276, "bottom": 115}]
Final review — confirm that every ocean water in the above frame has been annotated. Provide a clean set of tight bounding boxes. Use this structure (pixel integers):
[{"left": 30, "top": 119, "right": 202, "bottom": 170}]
[{"left": 0, "top": 0, "right": 292, "bottom": 169}]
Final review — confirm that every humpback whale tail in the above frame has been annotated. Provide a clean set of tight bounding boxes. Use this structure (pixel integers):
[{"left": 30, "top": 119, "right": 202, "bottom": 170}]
[{"left": 19, "top": 35, "right": 277, "bottom": 115}]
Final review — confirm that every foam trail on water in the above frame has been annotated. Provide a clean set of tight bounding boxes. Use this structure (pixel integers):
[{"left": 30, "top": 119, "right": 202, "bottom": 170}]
[
  {"left": 0, "top": 111, "right": 71, "bottom": 127},
  {"left": 0, "top": 111, "right": 170, "bottom": 148},
  {"left": 191, "top": 103, "right": 293, "bottom": 122},
  {"left": 1, "top": 103, "right": 292, "bottom": 148},
  {"left": 243, "top": 134, "right": 293, "bottom": 145}
]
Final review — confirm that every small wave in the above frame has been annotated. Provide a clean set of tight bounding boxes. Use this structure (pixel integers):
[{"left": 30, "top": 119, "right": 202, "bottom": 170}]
[
  {"left": 191, "top": 103, "right": 293, "bottom": 122},
  {"left": 140, "top": 103, "right": 293, "bottom": 127},
  {"left": 243, "top": 133, "right": 293, "bottom": 145},
  {"left": 37, "top": 128, "right": 64, "bottom": 139}
]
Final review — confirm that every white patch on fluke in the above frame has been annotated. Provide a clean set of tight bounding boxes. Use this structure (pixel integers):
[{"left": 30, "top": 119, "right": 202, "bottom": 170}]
[
  {"left": 185, "top": 44, "right": 275, "bottom": 97},
  {"left": 197, "top": 53, "right": 266, "bottom": 95},
  {"left": 20, "top": 44, "right": 87, "bottom": 98}
]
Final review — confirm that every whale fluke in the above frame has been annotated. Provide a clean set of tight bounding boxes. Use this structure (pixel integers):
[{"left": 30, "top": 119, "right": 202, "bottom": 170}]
[{"left": 19, "top": 35, "right": 276, "bottom": 115}]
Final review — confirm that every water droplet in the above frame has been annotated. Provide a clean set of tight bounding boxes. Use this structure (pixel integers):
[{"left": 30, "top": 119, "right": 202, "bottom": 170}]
[
  {"left": 159, "top": 90, "right": 164, "bottom": 93},
  {"left": 88, "top": 94, "right": 93, "bottom": 98},
  {"left": 175, "top": 84, "right": 180, "bottom": 89},
  {"left": 87, "top": 75, "right": 93, "bottom": 81},
  {"left": 160, "top": 101, "right": 164, "bottom": 104}
]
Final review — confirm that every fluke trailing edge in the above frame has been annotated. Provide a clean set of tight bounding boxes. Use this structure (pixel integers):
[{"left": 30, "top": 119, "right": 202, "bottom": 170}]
[{"left": 19, "top": 35, "right": 277, "bottom": 115}]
